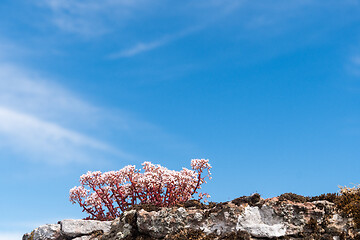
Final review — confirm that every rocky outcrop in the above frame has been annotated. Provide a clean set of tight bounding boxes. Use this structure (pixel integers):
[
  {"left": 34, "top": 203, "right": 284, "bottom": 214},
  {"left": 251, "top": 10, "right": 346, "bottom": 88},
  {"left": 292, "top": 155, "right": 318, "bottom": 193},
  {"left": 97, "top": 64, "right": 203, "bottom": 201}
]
[
  {"left": 23, "top": 194, "right": 359, "bottom": 240},
  {"left": 23, "top": 219, "right": 112, "bottom": 240}
]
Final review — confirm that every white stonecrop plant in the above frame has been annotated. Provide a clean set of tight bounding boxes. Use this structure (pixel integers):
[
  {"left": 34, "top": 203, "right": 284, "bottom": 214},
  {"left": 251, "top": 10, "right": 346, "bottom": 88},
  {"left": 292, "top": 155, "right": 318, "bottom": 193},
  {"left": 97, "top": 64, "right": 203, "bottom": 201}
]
[{"left": 70, "top": 159, "right": 211, "bottom": 220}]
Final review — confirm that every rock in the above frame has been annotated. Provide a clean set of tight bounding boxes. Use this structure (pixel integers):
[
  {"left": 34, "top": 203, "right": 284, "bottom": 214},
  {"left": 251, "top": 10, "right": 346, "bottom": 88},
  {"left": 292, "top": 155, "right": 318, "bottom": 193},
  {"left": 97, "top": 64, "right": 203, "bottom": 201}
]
[
  {"left": 197, "top": 202, "right": 242, "bottom": 235},
  {"left": 60, "top": 219, "right": 112, "bottom": 238},
  {"left": 23, "top": 224, "right": 61, "bottom": 240},
  {"left": 72, "top": 236, "right": 92, "bottom": 240},
  {"left": 101, "top": 210, "right": 136, "bottom": 240},
  {"left": 236, "top": 205, "right": 287, "bottom": 238},
  {"left": 137, "top": 207, "right": 188, "bottom": 238},
  {"left": 23, "top": 195, "right": 360, "bottom": 240}
]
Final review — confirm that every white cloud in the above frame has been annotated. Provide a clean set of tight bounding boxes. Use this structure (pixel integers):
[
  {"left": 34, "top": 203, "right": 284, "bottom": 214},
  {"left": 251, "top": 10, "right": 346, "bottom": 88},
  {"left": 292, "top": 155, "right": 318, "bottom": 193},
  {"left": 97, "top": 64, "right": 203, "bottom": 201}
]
[
  {"left": 0, "top": 64, "right": 98, "bottom": 122},
  {"left": 111, "top": 39, "right": 168, "bottom": 58},
  {"left": 0, "top": 63, "right": 134, "bottom": 164},
  {"left": 39, "top": 0, "right": 151, "bottom": 35},
  {"left": 0, "top": 63, "right": 137, "bottom": 130},
  {"left": 105, "top": 1, "right": 247, "bottom": 58},
  {"left": 37, "top": 0, "right": 243, "bottom": 38},
  {"left": 109, "top": 26, "right": 202, "bottom": 58},
  {"left": 0, "top": 106, "right": 129, "bottom": 164},
  {"left": 44, "top": 0, "right": 140, "bottom": 12}
]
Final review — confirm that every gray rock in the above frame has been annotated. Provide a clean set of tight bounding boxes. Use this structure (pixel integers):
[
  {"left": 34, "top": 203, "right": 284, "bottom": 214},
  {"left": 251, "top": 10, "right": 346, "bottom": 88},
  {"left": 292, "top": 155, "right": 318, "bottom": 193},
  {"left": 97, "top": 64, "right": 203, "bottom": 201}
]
[
  {"left": 137, "top": 207, "right": 188, "bottom": 238},
  {"left": 101, "top": 210, "right": 136, "bottom": 240},
  {"left": 23, "top": 224, "right": 61, "bottom": 240},
  {"left": 60, "top": 219, "right": 112, "bottom": 238},
  {"left": 72, "top": 236, "right": 92, "bottom": 240},
  {"left": 23, "top": 196, "right": 359, "bottom": 240},
  {"left": 236, "top": 205, "right": 287, "bottom": 238}
]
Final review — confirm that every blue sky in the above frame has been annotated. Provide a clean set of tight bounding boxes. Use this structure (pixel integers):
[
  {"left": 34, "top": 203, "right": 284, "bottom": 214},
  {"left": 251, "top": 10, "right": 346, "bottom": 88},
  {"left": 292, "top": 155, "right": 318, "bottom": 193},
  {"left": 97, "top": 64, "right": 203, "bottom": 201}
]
[{"left": 1, "top": 0, "right": 360, "bottom": 239}]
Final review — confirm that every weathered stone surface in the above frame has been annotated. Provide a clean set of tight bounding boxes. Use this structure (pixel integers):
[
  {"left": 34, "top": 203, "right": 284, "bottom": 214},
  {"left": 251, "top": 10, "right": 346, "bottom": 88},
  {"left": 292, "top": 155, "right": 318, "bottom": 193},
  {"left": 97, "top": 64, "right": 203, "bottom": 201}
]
[
  {"left": 23, "top": 194, "right": 360, "bottom": 240},
  {"left": 72, "top": 236, "right": 92, "bottom": 240},
  {"left": 137, "top": 207, "right": 188, "bottom": 238},
  {"left": 23, "top": 224, "right": 61, "bottom": 240},
  {"left": 60, "top": 219, "right": 112, "bottom": 238},
  {"left": 101, "top": 210, "right": 136, "bottom": 240},
  {"left": 236, "top": 205, "right": 286, "bottom": 238}
]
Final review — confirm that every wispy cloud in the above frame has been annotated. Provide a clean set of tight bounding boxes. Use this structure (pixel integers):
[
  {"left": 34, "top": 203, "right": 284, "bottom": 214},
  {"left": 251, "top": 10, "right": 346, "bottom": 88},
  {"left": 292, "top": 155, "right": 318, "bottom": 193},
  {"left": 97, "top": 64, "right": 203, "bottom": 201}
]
[
  {"left": 108, "top": 1, "right": 243, "bottom": 58},
  {"left": 39, "top": 0, "right": 151, "bottom": 36},
  {"left": 109, "top": 26, "right": 203, "bottom": 58},
  {"left": 0, "top": 63, "right": 134, "bottom": 164},
  {"left": 37, "top": 0, "right": 243, "bottom": 39},
  {"left": 0, "top": 106, "right": 129, "bottom": 164},
  {"left": 0, "top": 39, "right": 185, "bottom": 165},
  {"left": 34, "top": 0, "right": 244, "bottom": 59},
  {"left": 0, "top": 64, "right": 98, "bottom": 122},
  {"left": 110, "top": 38, "right": 168, "bottom": 58}
]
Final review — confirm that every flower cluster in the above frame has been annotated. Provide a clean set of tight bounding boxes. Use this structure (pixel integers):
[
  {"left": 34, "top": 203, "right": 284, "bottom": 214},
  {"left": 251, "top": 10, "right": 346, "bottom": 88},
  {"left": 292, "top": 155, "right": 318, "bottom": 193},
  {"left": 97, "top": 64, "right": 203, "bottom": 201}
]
[{"left": 70, "top": 159, "right": 211, "bottom": 220}]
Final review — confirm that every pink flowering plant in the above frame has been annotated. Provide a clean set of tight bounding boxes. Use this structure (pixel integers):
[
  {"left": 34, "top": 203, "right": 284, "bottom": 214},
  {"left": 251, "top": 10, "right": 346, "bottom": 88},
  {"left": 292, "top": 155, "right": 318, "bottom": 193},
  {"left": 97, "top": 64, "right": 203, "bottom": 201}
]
[{"left": 69, "top": 159, "right": 211, "bottom": 220}]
